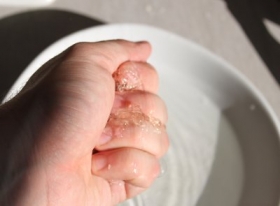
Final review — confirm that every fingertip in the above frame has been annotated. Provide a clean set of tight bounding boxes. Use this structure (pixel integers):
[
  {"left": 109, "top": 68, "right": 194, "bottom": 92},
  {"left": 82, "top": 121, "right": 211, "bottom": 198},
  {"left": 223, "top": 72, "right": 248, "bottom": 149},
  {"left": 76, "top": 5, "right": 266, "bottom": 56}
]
[
  {"left": 135, "top": 40, "right": 151, "bottom": 48},
  {"left": 135, "top": 41, "right": 152, "bottom": 58}
]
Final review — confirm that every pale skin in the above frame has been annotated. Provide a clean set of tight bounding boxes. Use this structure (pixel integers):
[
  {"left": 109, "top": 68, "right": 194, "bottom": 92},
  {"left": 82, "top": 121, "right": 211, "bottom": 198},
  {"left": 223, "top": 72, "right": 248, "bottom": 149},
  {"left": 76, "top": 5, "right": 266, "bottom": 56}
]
[{"left": 0, "top": 40, "right": 169, "bottom": 206}]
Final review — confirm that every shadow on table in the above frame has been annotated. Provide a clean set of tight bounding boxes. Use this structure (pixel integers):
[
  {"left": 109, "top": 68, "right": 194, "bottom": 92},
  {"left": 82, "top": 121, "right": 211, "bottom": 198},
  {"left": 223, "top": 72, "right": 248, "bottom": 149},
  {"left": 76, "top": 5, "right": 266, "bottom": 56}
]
[
  {"left": 0, "top": 9, "right": 104, "bottom": 101},
  {"left": 224, "top": 0, "right": 280, "bottom": 84}
]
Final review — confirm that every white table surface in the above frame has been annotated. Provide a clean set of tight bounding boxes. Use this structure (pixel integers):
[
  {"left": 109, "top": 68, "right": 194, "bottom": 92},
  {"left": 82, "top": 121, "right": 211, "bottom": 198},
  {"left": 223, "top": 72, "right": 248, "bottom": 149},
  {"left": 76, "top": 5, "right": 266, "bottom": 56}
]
[{"left": 1, "top": 0, "right": 280, "bottom": 120}]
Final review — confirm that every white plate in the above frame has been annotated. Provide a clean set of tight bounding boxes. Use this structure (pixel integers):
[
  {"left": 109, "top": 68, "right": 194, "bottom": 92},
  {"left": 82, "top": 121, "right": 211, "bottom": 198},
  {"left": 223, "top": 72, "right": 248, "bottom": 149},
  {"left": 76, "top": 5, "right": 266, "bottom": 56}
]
[
  {"left": 0, "top": 0, "right": 54, "bottom": 6},
  {"left": 5, "top": 24, "right": 280, "bottom": 206}
]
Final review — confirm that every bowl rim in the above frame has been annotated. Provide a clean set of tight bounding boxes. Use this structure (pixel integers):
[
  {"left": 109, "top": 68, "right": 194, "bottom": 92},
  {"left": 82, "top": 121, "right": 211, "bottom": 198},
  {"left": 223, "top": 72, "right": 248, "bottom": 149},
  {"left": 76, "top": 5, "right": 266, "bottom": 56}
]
[{"left": 5, "top": 23, "right": 280, "bottom": 138}]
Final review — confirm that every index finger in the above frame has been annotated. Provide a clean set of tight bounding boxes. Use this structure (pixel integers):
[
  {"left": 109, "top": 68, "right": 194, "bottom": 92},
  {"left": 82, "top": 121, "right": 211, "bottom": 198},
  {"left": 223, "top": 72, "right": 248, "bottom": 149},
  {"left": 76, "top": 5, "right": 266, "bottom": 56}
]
[{"left": 64, "top": 40, "right": 152, "bottom": 74}]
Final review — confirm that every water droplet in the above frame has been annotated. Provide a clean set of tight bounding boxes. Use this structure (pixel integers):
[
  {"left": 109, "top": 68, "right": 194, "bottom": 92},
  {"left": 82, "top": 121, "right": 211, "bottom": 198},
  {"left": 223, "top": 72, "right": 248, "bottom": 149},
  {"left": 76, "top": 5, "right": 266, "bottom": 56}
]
[
  {"left": 158, "top": 158, "right": 167, "bottom": 178},
  {"left": 133, "top": 168, "right": 138, "bottom": 174},
  {"left": 107, "top": 164, "right": 112, "bottom": 170},
  {"left": 107, "top": 104, "right": 165, "bottom": 135},
  {"left": 113, "top": 63, "right": 142, "bottom": 92},
  {"left": 249, "top": 104, "right": 256, "bottom": 111}
]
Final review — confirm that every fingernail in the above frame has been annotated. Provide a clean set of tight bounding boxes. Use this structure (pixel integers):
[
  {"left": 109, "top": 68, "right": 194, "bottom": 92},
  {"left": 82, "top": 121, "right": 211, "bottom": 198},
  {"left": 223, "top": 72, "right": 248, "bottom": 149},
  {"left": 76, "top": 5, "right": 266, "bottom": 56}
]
[
  {"left": 136, "top": 41, "right": 147, "bottom": 44},
  {"left": 94, "top": 154, "right": 108, "bottom": 171},
  {"left": 98, "top": 128, "right": 112, "bottom": 145}
]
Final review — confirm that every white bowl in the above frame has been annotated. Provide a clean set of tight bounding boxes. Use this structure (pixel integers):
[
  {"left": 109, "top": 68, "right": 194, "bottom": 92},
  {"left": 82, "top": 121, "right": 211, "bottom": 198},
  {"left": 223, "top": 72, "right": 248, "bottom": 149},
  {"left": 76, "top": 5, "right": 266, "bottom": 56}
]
[{"left": 5, "top": 24, "right": 280, "bottom": 206}]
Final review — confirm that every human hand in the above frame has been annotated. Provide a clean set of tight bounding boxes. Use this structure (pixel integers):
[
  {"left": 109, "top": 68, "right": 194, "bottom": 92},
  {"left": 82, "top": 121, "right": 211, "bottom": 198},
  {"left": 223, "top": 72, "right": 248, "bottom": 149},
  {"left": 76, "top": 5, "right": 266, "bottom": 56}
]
[{"left": 0, "top": 40, "right": 169, "bottom": 206}]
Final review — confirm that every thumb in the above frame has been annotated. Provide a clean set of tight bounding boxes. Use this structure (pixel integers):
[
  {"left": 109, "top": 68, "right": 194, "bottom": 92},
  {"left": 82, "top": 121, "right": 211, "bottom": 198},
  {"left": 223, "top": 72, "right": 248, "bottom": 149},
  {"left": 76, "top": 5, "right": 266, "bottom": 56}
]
[{"left": 21, "top": 40, "right": 152, "bottom": 163}]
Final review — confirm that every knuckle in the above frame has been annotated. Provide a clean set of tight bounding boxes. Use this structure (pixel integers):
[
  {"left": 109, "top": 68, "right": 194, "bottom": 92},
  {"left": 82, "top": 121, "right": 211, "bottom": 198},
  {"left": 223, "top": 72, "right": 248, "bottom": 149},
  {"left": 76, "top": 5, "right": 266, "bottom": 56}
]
[
  {"left": 162, "top": 133, "right": 170, "bottom": 153},
  {"left": 70, "top": 42, "right": 91, "bottom": 53},
  {"left": 65, "top": 42, "right": 94, "bottom": 61},
  {"left": 140, "top": 161, "right": 160, "bottom": 187},
  {"left": 153, "top": 161, "right": 161, "bottom": 178},
  {"left": 90, "top": 50, "right": 115, "bottom": 70},
  {"left": 147, "top": 62, "right": 158, "bottom": 76},
  {"left": 110, "top": 39, "right": 133, "bottom": 48},
  {"left": 157, "top": 133, "right": 169, "bottom": 158},
  {"left": 130, "top": 160, "right": 160, "bottom": 188}
]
